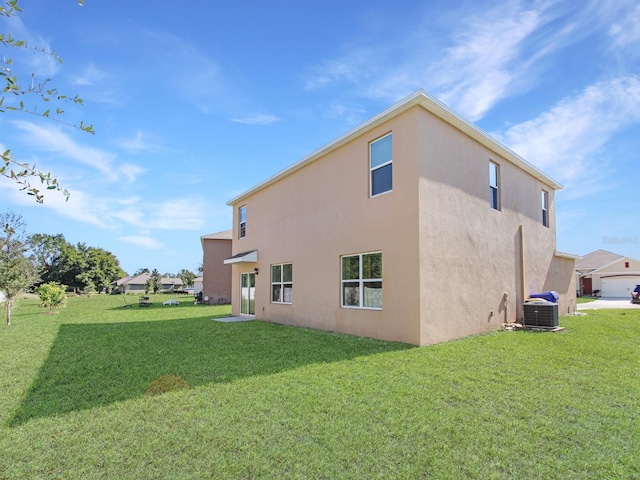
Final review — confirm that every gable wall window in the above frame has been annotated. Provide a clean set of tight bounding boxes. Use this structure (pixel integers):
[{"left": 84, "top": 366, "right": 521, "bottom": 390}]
[
  {"left": 271, "top": 263, "right": 292, "bottom": 303},
  {"left": 541, "top": 190, "right": 549, "bottom": 227},
  {"left": 370, "top": 133, "right": 392, "bottom": 197},
  {"left": 239, "top": 205, "right": 247, "bottom": 238},
  {"left": 341, "top": 252, "right": 382, "bottom": 309},
  {"left": 489, "top": 161, "right": 500, "bottom": 210}
]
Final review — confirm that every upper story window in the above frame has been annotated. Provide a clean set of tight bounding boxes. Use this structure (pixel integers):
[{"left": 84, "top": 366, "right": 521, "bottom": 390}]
[
  {"left": 541, "top": 190, "right": 549, "bottom": 227},
  {"left": 341, "top": 252, "right": 382, "bottom": 309},
  {"left": 370, "top": 134, "right": 392, "bottom": 197},
  {"left": 239, "top": 205, "right": 246, "bottom": 238},
  {"left": 489, "top": 161, "right": 500, "bottom": 210},
  {"left": 271, "top": 263, "right": 292, "bottom": 304}
]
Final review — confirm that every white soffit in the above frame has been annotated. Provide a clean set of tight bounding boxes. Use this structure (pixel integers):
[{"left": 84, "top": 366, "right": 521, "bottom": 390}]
[{"left": 223, "top": 250, "right": 258, "bottom": 264}]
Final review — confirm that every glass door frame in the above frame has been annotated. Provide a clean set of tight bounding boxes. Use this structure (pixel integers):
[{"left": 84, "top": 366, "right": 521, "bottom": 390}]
[{"left": 240, "top": 272, "right": 256, "bottom": 316}]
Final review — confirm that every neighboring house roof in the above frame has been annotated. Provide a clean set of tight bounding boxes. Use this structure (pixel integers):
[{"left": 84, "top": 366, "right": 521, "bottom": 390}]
[
  {"left": 575, "top": 249, "right": 624, "bottom": 272},
  {"left": 227, "top": 89, "right": 563, "bottom": 206},
  {"left": 112, "top": 272, "right": 183, "bottom": 287},
  {"left": 201, "top": 229, "right": 233, "bottom": 248},
  {"left": 201, "top": 230, "right": 233, "bottom": 240}
]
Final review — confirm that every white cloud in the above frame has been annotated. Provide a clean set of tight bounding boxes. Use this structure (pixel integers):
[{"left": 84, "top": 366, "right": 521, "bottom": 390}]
[
  {"left": 118, "top": 235, "right": 163, "bottom": 249},
  {"left": 4, "top": 15, "right": 59, "bottom": 77},
  {"left": 608, "top": 3, "right": 640, "bottom": 50},
  {"left": 428, "top": 2, "right": 551, "bottom": 120},
  {"left": 118, "top": 163, "right": 147, "bottom": 183},
  {"left": 12, "top": 120, "right": 118, "bottom": 180},
  {"left": 118, "top": 130, "right": 160, "bottom": 153},
  {"left": 231, "top": 113, "right": 279, "bottom": 125},
  {"left": 72, "top": 63, "right": 107, "bottom": 86},
  {"left": 11, "top": 121, "right": 147, "bottom": 184},
  {"left": 498, "top": 76, "right": 640, "bottom": 188}
]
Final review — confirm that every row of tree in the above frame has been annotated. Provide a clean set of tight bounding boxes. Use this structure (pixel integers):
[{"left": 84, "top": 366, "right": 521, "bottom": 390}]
[
  {"left": 1, "top": 211, "right": 126, "bottom": 324},
  {"left": 31, "top": 233, "right": 126, "bottom": 294}
]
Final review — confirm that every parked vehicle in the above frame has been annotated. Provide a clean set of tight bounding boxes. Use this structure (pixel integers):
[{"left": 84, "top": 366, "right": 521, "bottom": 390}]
[{"left": 632, "top": 285, "right": 640, "bottom": 304}]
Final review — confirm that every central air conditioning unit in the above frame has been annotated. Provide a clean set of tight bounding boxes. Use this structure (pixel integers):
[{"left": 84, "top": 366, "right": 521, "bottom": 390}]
[{"left": 523, "top": 302, "right": 558, "bottom": 328}]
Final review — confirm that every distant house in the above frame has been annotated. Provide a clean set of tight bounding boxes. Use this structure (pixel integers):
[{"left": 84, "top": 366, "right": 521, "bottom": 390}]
[
  {"left": 223, "top": 89, "right": 577, "bottom": 346},
  {"left": 200, "top": 230, "right": 232, "bottom": 304},
  {"left": 576, "top": 249, "right": 640, "bottom": 297},
  {"left": 112, "top": 272, "right": 183, "bottom": 293},
  {"left": 193, "top": 275, "right": 203, "bottom": 296}
]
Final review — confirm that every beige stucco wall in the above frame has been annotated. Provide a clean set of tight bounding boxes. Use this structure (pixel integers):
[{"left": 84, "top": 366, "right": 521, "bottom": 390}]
[
  {"left": 415, "top": 107, "right": 573, "bottom": 344},
  {"left": 202, "top": 239, "right": 232, "bottom": 304},
  {"left": 228, "top": 104, "right": 574, "bottom": 345},
  {"left": 230, "top": 108, "right": 422, "bottom": 344}
]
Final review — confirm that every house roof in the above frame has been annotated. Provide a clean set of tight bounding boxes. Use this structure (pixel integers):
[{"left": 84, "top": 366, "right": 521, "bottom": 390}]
[
  {"left": 112, "top": 272, "right": 183, "bottom": 286},
  {"left": 575, "top": 249, "right": 624, "bottom": 270},
  {"left": 201, "top": 229, "right": 233, "bottom": 241},
  {"left": 227, "top": 89, "right": 563, "bottom": 206}
]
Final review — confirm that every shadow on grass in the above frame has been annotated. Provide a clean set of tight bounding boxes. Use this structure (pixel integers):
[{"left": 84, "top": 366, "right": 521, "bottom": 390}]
[{"left": 10, "top": 317, "right": 412, "bottom": 426}]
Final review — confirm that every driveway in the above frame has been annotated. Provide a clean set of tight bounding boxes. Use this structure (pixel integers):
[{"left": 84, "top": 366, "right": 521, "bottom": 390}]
[{"left": 577, "top": 298, "right": 640, "bottom": 310}]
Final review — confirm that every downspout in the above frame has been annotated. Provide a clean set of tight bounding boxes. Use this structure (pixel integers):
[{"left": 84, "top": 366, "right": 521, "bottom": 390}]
[{"left": 518, "top": 224, "right": 526, "bottom": 322}]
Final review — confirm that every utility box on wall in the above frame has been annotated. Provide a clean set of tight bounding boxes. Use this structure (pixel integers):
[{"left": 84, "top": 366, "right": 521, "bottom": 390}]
[{"left": 523, "top": 303, "right": 559, "bottom": 328}]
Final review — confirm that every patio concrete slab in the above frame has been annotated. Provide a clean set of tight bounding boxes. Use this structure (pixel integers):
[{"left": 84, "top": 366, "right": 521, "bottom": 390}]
[
  {"left": 577, "top": 299, "right": 640, "bottom": 310},
  {"left": 212, "top": 316, "right": 255, "bottom": 322}
]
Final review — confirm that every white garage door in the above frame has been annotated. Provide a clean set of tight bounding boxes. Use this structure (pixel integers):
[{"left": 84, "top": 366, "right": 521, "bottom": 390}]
[{"left": 600, "top": 277, "right": 640, "bottom": 298}]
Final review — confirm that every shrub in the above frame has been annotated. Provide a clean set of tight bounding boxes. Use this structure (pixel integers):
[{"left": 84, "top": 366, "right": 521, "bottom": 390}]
[{"left": 36, "top": 282, "right": 67, "bottom": 312}]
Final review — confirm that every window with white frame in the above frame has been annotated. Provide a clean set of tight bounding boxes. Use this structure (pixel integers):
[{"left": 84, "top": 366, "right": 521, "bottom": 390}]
[
  {"left": 341, "top": 252, "right": 382, "bottom": 309},
  {"left": 370, "top": 134, "right": 392, "bottom": 196},
  {"left": 239, "top": 205, "right": 246, "bottom": 238},
  {"left": 489, "top": 162, "right": 500, "bottom": 210},
  {"left": 271, "top": 263, "right": 292, "bottom": 304},
  {"left": 541, "top": 190, "right": 549, "bottom": 227}
]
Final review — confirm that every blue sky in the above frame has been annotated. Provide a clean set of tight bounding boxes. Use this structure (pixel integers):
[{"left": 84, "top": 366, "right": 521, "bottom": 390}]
[{"left": 2, "top": 0, "right": 639, "bottom": 275}]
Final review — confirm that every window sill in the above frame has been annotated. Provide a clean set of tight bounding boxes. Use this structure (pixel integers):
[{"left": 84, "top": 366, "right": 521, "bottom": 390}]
[{"left": 341, "top": 306, "right": 382, "bottom": 311}]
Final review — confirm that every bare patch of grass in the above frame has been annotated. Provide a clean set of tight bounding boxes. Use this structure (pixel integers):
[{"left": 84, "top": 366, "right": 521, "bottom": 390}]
[{"left": 145, "top": 374, "right": 192, "bottom": 396}]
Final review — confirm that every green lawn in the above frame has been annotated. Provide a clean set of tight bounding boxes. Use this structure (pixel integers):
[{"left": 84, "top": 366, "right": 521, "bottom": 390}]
[
  {"left": 1, "top": 295, "right": 638, "bottom": 479},
  {"left": 576, "top": 296, "right": 598, "bottom": 304}
]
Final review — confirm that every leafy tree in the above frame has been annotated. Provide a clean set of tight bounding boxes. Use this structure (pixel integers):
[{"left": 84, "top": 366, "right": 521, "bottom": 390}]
[
  {"left": 1, "top": 0, "right": 92, "bottom": 203},
  {"left": 134, "top": 268, "right": 150, "bottom": 276},
  {"left": 145, "top": 269, "right": 161, "bottom": 294},
  {"left": 36, "top": 281, "right": 66, "bottom": 312},
  {"left": 30, "top": 235, "right": 126, "bottom": 293},
  {"left": 178, "top": 269, "right": 196, "bottom": 287},
  {"left": 0, "top": 210, "right": 39, "bottom": 325}
]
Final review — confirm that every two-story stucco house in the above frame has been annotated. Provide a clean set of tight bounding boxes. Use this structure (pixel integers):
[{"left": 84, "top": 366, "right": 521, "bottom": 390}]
[{"left": 224, "top": 90, "right": 576, "bottom": 346}]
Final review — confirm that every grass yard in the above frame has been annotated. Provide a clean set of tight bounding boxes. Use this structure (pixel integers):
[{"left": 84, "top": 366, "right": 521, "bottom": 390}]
[
  {"left": 0, "top": 295, "right": 638, "bottom": 479},
  {"left": 576, "top": 296, "right": 598, "bottom": 304}
]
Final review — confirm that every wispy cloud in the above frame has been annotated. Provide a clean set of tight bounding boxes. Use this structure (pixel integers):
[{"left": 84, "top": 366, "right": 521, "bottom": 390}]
[
  {"left": 3, "top": 14, "right": 59, "bottom": 77},
  {"left": 139, "top": 28, "right": 227, "bottom": 113},
  {"left": 498, "top": 75, "right": 640, "bottom": 192},
  {"left": 608, "top": 2, "right": 640, "bottom": 50},
  {"left": 427, "top": 2, "right": 555, "bottom": 120},
  {"left": 72, "top": 63, "right": 106, "bottom": 86},
  {"left": 118, "top": 235, "right": 163, "bottom": 249},
  {"left": 12, "top": 120, "right": 118, "bottom": 179},
  {"left": 231, "top": 113, "right": 279, "bottom": 125},
  {"left": 304, "top": 0, "right": 640, "bottom": 121},
  {"left": 12, "top": 121, "right": 148, "bottom": 183},
  {"left": 118, "top": 130, "right": 162, "bottom": 153}
]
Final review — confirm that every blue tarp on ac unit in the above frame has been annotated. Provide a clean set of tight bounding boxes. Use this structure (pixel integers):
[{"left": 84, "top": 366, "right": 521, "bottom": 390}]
[{"left": 529, "top": 291, "right": 559, "bottom": 303}]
